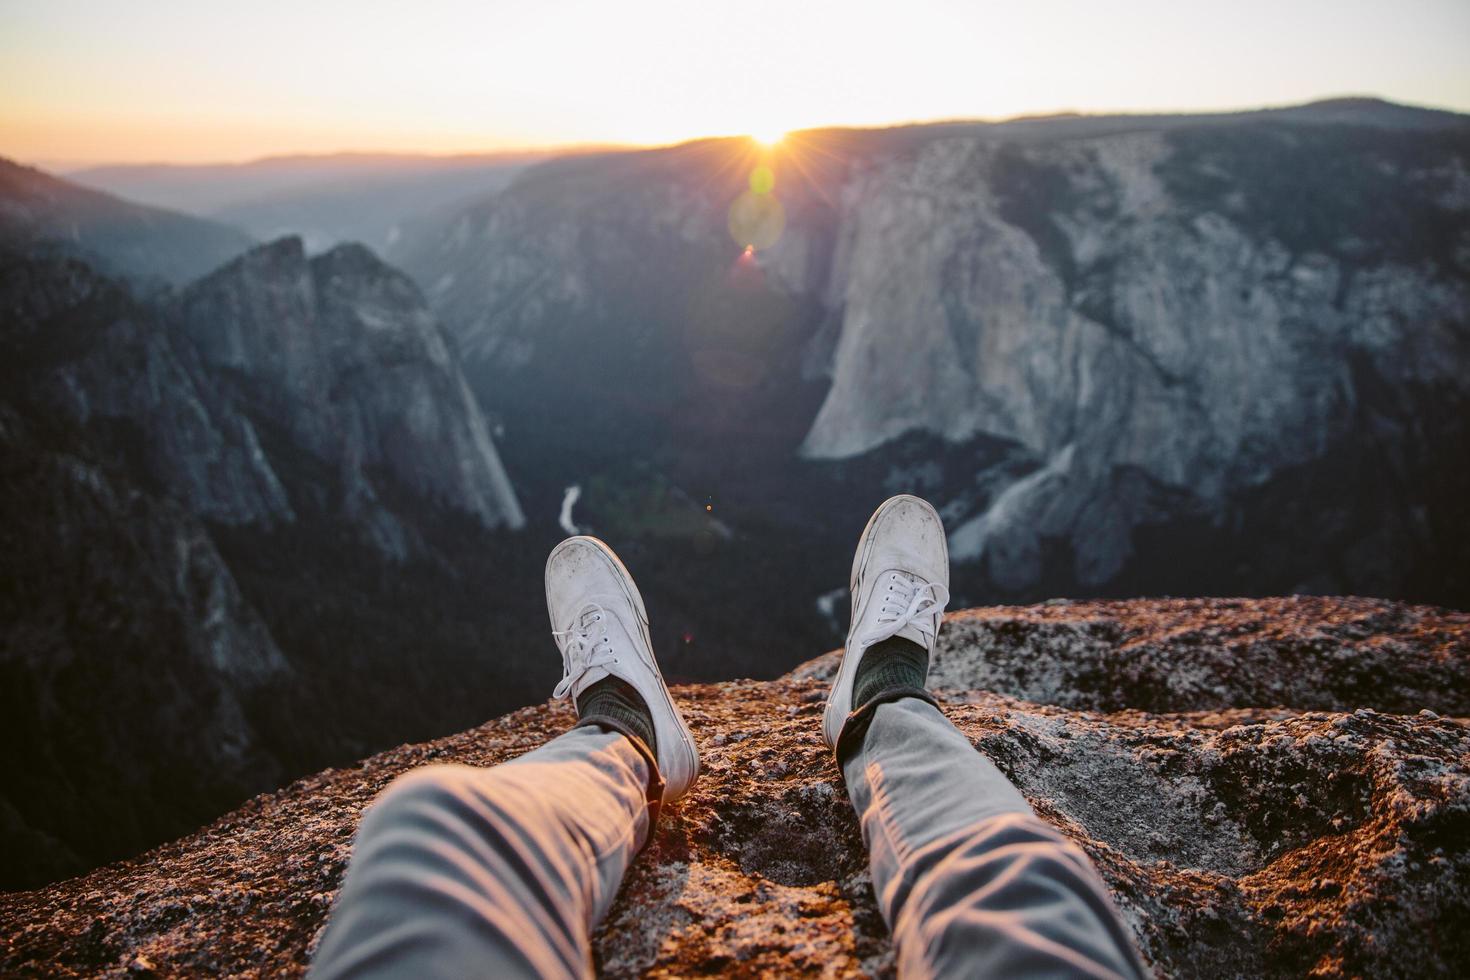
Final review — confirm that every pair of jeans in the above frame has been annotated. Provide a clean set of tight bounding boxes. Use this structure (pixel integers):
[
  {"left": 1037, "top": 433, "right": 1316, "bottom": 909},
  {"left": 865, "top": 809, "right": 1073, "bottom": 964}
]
[{"left": 310, "top": 700, "right": 1147, "bottom": 978}]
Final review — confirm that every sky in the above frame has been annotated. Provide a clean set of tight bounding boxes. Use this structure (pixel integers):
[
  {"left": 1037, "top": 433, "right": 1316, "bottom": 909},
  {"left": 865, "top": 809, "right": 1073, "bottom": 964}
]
[{"left": 3, "top": 0, "right": 1469, "bottom": 168}]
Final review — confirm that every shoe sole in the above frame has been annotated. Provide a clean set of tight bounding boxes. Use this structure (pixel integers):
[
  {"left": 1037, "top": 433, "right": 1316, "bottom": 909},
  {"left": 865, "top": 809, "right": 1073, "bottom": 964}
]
[{"left": 547, "top": 535, "right": 702, "bottom": 796}]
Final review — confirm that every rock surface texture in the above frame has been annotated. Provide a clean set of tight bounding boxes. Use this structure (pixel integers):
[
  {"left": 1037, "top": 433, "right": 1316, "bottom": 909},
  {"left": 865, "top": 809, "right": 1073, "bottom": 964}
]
[{"left": 3, "top": 596, "right": 1465, "bottom": 978}]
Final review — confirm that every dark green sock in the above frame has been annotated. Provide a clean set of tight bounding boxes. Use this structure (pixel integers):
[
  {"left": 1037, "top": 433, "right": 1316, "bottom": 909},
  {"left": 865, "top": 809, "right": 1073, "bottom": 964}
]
[
  {"left": 852, "top": 636, "right": 929, "bottom": 711},
  {"left": 577, "top": 676, "right": 657, "bottom": 758}
]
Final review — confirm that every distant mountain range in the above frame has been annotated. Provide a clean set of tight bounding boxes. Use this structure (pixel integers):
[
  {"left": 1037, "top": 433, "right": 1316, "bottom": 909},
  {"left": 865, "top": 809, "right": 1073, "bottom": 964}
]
[
  {"left": 0, "top": 158, "right": 253, "bottom": 283},
  {"left": 67, "top": 150, "right": 572, "bottom": 253}
]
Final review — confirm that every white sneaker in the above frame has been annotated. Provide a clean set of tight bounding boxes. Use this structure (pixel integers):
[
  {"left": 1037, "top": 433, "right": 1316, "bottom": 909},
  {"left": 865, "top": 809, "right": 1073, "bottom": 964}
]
[
  {"left": 822, "top": 494, "right": 951, "bottom": 751},
  {"left": 545, "top": 535, "right": 700, "bottom": 802}
]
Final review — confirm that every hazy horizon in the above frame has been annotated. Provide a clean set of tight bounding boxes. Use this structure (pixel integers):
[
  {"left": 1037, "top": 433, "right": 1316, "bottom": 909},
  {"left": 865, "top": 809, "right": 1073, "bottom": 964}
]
[
  {"left": 4, "top": 0, "right": 1468, "bottom": 169},
  {"left": 4, "top": 93, "right": 1453, "bottom": 174}
]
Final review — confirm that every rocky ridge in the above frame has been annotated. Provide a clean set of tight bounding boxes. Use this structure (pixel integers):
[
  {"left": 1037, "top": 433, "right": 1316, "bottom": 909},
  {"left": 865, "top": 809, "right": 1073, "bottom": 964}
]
[
  {"left": 0, "top": 157, "right": 254, "bottom": 285},
  {"left": 6, "top": 235, "right": 524, "bottom": 550},
  {"left": 1, "top": 238, "right": 532, "bottom": 888},
  {"left": 180, "top": 236, "right": 526, "bottom": 547},
  {"left": 3, "top": 596, "right": 1465, "bottom": 978},
  {"left": 68, "top": 151, "right": 556, "bottom": 254}
]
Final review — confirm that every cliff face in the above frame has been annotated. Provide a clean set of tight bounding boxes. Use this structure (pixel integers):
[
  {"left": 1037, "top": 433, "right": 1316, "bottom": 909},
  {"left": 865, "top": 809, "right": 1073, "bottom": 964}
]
[
  {"left": 4, "top": 237, "right": 529, "bottom": 542},
  {"left": 802, "top": 126, "right": 1470, "bottom": 592},
  {"left": 0, "top": 404, "right": 291, "bottom": 887},
  {"left": 4, "top": 597, "right": 1465, "bottom": 978},
  {"left": 181, "top": 237, "right": 525, "bottom": 542},
  {"left": 390, "top": 102, "right": 1470, "bottom": 607},
  {"left": 0, "top": 242, "right": 538, "bottom": 890},
  {"left": 0, "top": 258, "right": 293, "bottom": 886},
  {"left": 3, "top": 255, "right": 294, "bottom": 526}
]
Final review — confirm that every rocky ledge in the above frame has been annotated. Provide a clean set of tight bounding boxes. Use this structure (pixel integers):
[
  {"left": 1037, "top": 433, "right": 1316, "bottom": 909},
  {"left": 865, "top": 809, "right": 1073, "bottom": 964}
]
[{"left": 3, "top": 596, "right": 1467, "bottom": 977}]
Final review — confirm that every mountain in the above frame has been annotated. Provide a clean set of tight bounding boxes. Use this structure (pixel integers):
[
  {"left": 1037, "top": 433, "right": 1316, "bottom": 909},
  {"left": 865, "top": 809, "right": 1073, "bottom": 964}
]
[
  {"left": 179, "top": 236, "right": 525, "bottom": 548},
  {"left": 2, "top": 596, "right": 1465, "bottom": 978},
  {"left": 388, "top": 98, "right": 1470, "bottom": 637},
  {"left": 3, "top": 254, "right": 294, "bottom": 525},
  {"left": 800, "top": 115, "right": 1470, "bottom": 594},
  {"left": 0, "top": 157, "right": 254, "bottom": 284},
  {"left": 7, "top": 96, "right": 1469, "bottom": 897},
  {"left": 0, "top": 402, "right": 291, "bottom": 889},
  {"left": 0, "top": 255, "right": 288, "bottom": 887},
  {"left": 69, "top": 151, "right": 561, "bottom": 253},
  {"left": 0, "top": 241, "right": 539, "bottom": 888}
]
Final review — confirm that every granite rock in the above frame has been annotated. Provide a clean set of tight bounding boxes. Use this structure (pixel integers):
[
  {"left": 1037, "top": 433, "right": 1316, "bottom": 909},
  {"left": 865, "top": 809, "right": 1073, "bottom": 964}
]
[
  {"left": 3, "top": 597, "right": 1464, "bottom": 978},
  {"left": 180, "top": 237, "right": 525, "bottom": 540}
]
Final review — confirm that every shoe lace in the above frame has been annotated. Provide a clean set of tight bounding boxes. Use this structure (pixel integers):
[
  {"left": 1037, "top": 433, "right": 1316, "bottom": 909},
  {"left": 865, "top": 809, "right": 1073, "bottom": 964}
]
[
  {"left": 551, "top": 605, "right": 620, "bottom": 699},
  {"left": 860, "top": 571, "right": 950, "bottom": 647}
]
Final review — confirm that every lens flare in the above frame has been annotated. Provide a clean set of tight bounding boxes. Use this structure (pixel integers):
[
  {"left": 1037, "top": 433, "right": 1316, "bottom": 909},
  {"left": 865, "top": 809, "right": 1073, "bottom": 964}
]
[
  {"left": 727, "top": 188, "right": 785, "bottom": 250},
  {"left": 750, "top": 130, "right": 786, "bottom": 148},
  {"left": 729, "top": 154, "right": 784, "bottom": 250},
  {"left": 749, "top": 164, "right": 774, "bottom": 195}
]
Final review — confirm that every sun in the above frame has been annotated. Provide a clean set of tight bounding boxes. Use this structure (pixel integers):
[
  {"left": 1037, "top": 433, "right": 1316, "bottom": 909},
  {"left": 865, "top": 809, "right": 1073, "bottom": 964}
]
[{"left": 749, "top": 128, "right": 786, "bottom": 149}]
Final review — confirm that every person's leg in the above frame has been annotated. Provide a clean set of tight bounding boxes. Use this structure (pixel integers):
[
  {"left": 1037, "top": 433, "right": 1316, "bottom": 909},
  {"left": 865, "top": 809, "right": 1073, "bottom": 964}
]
[
  {"left": 310, "top": 724, "right": 652, "bottom": 979},
  {"left": 824, "top": 496, "right": 1147, "bottom": 978},
  {"left": 313, "top": 535, "right": 700, "bottom": 979},
  {"left": 841, "top": 695, "right": 1148, "bottom": 978}
]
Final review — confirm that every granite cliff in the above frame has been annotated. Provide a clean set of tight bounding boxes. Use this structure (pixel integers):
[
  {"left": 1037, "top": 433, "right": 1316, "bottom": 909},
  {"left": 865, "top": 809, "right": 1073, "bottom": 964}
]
[
  {"left": 0, "top": 403, "right": 291, "bottom": 888},
  {"left": 2, "top": 597, "right": 1465, "bottom": 978},
  {"left": 4, "top": 254, "right": 294, "bottom": 526},
  {"left": 1, "top": 239, "right": 533, "bottom": 888},
  {"left": 180, "top": 236, "right": 525, "bottom": 547},
  {"left": 801, "top": 123, "right": 1470, "bottom": 596},
  {"left": 390, "top": 99, "right": 1470, "bottom": 610}
]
